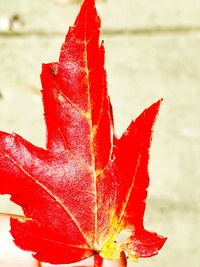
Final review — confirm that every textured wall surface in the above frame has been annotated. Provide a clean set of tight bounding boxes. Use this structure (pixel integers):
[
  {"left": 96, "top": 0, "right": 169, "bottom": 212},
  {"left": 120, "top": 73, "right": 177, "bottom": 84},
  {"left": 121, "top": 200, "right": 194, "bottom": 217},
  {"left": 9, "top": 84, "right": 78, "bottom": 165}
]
[{"left": 0, "top": 0, "right": 200, "bottom": 266}]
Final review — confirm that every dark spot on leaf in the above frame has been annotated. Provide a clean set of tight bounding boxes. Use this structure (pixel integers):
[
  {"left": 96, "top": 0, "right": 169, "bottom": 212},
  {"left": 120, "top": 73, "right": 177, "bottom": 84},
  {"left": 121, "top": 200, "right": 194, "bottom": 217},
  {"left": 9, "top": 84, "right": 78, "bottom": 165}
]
[{"left": 50, "top": 63, "right": 59, "bottom": 76}]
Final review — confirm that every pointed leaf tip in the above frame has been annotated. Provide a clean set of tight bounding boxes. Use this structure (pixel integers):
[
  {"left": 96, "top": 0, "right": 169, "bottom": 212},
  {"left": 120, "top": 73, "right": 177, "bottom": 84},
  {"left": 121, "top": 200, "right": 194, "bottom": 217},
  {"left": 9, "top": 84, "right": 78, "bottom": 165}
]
[
  {"left": 138, "top": 99, "right": 162, "bottom": 122},
  {"left": 71, "top": 0, "right": 99, "bottom": 37}
]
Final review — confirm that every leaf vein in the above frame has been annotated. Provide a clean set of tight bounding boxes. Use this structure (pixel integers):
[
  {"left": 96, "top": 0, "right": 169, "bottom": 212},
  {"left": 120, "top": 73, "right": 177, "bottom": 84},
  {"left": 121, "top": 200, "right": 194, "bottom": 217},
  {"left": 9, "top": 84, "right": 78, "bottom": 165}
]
[{"left": 1, "top": 149, "right": 92, "bottom": 248}]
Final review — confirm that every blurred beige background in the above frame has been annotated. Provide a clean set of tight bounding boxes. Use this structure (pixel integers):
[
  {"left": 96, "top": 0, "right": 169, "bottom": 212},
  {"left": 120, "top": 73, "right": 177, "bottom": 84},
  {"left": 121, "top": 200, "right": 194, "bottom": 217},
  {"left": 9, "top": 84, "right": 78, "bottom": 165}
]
[{"left": 0, "top": 0, "right": 200, "bottom": 266}]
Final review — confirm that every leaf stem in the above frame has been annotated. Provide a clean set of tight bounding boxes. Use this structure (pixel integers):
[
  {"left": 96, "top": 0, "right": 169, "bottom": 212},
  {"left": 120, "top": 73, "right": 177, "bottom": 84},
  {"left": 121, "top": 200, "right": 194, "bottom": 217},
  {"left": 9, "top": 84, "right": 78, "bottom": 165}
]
[
  {"left": 94, "top": 251, "right": 127, "bottom": 267},
  {"left": 36, "top": 260, "right": 42, "bottom": 267},
  {"left": 94, "top": 254, "right": 103, "bottom": 267}
]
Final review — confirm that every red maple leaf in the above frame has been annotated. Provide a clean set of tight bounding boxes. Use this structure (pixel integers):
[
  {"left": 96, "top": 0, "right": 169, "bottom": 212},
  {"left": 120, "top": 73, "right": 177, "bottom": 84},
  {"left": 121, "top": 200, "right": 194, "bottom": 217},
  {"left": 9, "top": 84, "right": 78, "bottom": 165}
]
[{"left": 0, "top": 0, "right": 166, "bottom": 265}]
